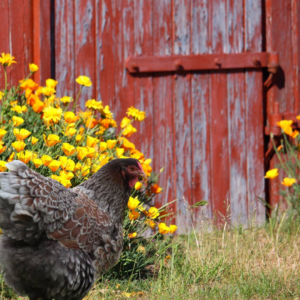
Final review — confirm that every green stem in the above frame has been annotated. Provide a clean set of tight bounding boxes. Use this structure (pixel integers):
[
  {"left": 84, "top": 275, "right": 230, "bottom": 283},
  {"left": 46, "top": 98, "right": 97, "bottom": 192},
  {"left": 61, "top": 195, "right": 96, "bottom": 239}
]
[
  {"left": 72, "top": 86, "right": 83, "bottom": 112},
  {"left": 4, "top": 67, "right": 7, "bottom": 91}
]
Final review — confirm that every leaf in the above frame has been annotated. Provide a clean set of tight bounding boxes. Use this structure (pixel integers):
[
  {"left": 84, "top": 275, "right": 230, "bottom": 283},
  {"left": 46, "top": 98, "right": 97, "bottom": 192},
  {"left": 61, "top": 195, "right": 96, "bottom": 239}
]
[{"left": 190, "top": 200, "right": 208, "bottom": 208}]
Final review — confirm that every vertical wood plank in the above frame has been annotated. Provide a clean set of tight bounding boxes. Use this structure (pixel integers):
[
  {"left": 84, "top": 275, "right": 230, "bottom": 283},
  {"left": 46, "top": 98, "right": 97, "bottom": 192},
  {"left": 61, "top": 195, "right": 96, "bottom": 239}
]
[
  {"left": 173, "top": 0, "right": 192, "bottom": 232},
  {"left": 133, "top": 0, "right": 153, "bottom": 157},
  {"left": 55, "top": 0, "right": 75, "bottom": 98},
  {"left": 113, "top": 0, "right": 135, "bottom": 121},
  {"left": 152, "top": 0, "right": 175, "bottom": 216},
  {"left": 0, "top": 0, "right": 10, "bottom": 89},
  {"left": 245, "top": 0, "right": 265, "bottom": 225},
  {"left": 95, "top": 0, "right": 115, "bottom": 108},
  {"left": 33, "top": 0, "right": 51, "bottom": 85},
  {"left": 23, "top": 0, "right": 34, "bottom": 75},
  {"left": 190, "top": 0, "right": 212, "bottom": 222},
  {"left": 209, "top": 0, "right": 229, "bottom": 224},
  {"left": 74, "top": 0, "right": 96, "bottom": 109},
  {"left": 9, "top": 0, "right": 26, "bottom": 86},
  {"left": 226, "top": 0, "right": 247, "bottom": 226}
]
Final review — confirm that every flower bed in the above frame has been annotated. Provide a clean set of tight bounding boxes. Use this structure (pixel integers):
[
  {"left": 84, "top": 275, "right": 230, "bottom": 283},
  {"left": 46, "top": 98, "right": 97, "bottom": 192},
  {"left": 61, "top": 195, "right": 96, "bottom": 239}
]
[{"left": 0, "top": 52, "right": 178, "bottom": 280}]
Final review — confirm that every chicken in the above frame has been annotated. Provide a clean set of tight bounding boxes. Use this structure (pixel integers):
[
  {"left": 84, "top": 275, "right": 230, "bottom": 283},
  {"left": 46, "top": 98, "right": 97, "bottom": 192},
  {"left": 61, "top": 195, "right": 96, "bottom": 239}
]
[{"left": 0, "top": 158, "right": 145, "bottom": 300}]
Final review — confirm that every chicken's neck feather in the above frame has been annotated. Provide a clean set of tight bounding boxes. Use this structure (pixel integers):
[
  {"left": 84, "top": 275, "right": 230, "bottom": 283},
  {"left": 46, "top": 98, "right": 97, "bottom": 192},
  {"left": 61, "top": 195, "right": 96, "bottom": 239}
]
[{"left": 77, "top": 168, "right": 131, "bottom": 223}]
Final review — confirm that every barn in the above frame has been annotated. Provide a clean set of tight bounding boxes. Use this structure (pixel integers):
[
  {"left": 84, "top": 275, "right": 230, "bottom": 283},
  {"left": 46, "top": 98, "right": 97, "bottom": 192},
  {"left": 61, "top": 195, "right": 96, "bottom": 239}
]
[{"left": 0, "top": 0, "right": 298, "bottom": 231}]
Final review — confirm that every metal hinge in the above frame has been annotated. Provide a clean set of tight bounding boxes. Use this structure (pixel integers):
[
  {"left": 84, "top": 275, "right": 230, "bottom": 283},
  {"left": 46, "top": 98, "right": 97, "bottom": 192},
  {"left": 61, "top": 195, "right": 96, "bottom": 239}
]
[{"left": 126, "top": 52, "right": 279, "bottom": 79}]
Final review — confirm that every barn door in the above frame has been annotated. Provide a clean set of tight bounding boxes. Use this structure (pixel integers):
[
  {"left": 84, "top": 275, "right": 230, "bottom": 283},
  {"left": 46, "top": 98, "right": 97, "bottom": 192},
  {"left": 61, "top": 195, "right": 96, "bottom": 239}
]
[{"left": 51, "top": 0, "right": 270, "bottom": 231}]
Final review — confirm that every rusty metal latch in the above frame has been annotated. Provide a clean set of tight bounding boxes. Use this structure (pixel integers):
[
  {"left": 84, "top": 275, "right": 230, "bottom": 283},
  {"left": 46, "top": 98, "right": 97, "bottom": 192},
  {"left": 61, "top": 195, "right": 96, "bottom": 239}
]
[{"left": 126, "top": 52, "right": 279, "bottom": 74}]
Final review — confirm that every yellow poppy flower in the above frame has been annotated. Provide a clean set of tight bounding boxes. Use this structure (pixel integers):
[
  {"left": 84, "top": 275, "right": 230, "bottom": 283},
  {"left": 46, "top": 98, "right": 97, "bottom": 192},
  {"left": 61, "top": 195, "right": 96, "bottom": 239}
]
[
  {"left": 31, "top": 137, "right": 39, "bottom": 145},
  {"left": 65, "top": 127, "right": 77, "bottom": 137},
  {"left": 119, "top": 137, "right": 135, "bottom": 150},
  {"left": 129, "top": 210, "right": 140, "bottom": 220},
  {"left": 7, "top": 152, "right": 15, "bottom": 162},
  {"left": 122, "top": 124, "right": 137, "bottom": 137},
  {"left": 48, "top": 160, "right": 61, "bottom": 172},
  {"left": 46, "top": 79, "right": 58, "bottom": 89},
  {"left": 80, "top": 165, "right": 90, "bottom": 177},
  {"left": 17, "top": 150, "right": 33, "bottom": 164},
  {"left": 265, "top": 169, "right": 279, "bottom": 179},
  {"left": 128, "top": 197, "right": 140, "bottom": 211},
  {"left": 76, "top": 146, "right": 88, "bottom": 160},
  {"left": 41, "top": 155, "right": 53, "bottom": 166},
  {"left": 169, "top": 225, "right": 178, "bottom": 234},
  {"left": 107, "top": 139, "right": 117, "bottom": 150},
  {"left": 60, "top": 96, "right": 72, "bottom": 104},
  {"left": 86, "top": 136, "right": 98, "bottom": 148},
  {"left": 0, "top": 91, "right": 4, "bottom": 100},
  {"left": 128, "top": 232, "right": 137, "bottom": 239},
  {"left": 130, "top": 149, "right": 144, "bottom": 160},
  {"left": 102, "top": 105, "right": 113, "bottom": 119},
  {"left": 99, "top": 142, "right": 107, "bottom": 152},
  {"left": 135, "top": 182, "right": 143, "bottom": 190},
  {"left": 75, "top": 75, "right": 92, "bottom": 87},
  {"left": 43, "top": 106, "right": 62, "bottom": 124},
  {"left": 0, "top": 129, "right": 7, "bottom": 139},
  {"left": 85, "top": 117, "right": 98, "bottom": 129},
  {"left": 281, "top": 178, "right": 296, "bottom": 187},
  {"left": 13, "top": 128, "right": 31, "bottom": 140},
  {"left": 85, "top": 146, "right": 96, "bottom": 158},
  {"left": 29, "top": 63, "right": 38, "bottom": 73},
  {"left": 11, "top": 141, "right": 26, "bottom": 152},
  {"left": 0, "top": 144, "right": 6, "bottom": 155},
  {"left": 12, "top": 116, "right": 24, "bottom": 126},
  {"left": 41, "top": 86, "right": 56, "bottom": 97},
  {"left": 126, "top": 106, "right": 146, "bottom": 121},
  {"left": 32, "top": 158, "right": 43, "bottom": 168},
  {"left": 11, "top": 105, "right": 27, "bottom": 114},
  {"left": 44, "top": 134, "right": 61, "bottom": 147},
  {"left": 0, "top": 161, "right": 7, "bottom": 172},
  {"left": 75, "top": 134, "right": 83, "bottom": 143},
  {"left": 120, "top": 117, "right": 131, "bottom": 129},
  {"left": 148, "top": 207, "right": 159, "bottom": 219},
  {"left": 64, "top": 111, "right": 79, "bottom": 123},
  {"left": 158, "top": 223, "right": 170, "bottom": 234},
  {"left": 60, "top": 177, "right": 72, "bottom": 188},
  {"left": 0, "top": 53, "right": 16, "bottom": 67},
  {"left": 59, "top": 157, "right": 75, "bottom": 172},
  {"left": 60, "top": 170, "right": 74, "bottom": 180},
  {"left": 145, "top": 219, "right": 156, "bottom": 229},
  {"left": 116, "top": 148, "right": 125, "bottom": 158},
  {"left": 62, "top": 143, "right": 76, "bottom": 156},
  {"left": 150, "top": 184, "right": 162, "bottom": 194},
  {"left": 100, "top": 118, "right": 117, "bottom": 128}
]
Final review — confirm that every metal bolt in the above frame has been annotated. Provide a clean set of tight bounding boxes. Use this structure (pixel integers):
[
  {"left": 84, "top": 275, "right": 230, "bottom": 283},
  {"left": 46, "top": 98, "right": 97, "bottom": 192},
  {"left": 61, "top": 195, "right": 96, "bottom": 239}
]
[
  {"left": 174, "top": 60, "right": 182, "bottom": 71},
  {"left": 131, "top": 62, "right": 138, "bottom": 70},
  {"left": 252, "top": 56, "right": 260, "bottom": 66},
  {"left": 214, "top": 58, "right": 221, "bottom": 67}
]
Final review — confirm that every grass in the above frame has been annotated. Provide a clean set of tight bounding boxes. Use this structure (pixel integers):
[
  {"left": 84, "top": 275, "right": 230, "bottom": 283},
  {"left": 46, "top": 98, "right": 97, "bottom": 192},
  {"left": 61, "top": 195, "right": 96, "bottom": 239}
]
[{"left": 2, "top": 217, "right": 300, "bottom": 300}]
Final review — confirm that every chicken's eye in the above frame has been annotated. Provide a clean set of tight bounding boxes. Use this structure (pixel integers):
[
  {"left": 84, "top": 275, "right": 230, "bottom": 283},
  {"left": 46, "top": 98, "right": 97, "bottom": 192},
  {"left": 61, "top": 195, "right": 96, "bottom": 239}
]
[{"left": 128, "top": 165, "right": 136, "bottom": 172}]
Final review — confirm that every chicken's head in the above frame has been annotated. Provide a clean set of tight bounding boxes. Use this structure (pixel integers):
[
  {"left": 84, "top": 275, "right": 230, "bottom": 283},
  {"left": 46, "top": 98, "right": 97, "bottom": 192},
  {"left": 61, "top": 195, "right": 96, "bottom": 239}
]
[{"left": 119, "top": 158, "right": 146, "bottom": 188}]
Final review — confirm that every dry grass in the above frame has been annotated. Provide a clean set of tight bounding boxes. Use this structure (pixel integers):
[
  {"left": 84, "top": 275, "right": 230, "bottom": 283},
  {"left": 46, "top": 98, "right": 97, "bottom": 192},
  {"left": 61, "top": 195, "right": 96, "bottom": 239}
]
[{"left": 85, "top": 219, "right": 300, "bottom": 300}]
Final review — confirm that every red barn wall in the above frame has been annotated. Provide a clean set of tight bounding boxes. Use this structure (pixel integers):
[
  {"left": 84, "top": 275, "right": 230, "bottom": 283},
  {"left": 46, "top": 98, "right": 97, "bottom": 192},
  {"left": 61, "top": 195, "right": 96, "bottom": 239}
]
[{"left": 1, "top": 0, "right": 300, "bottom": 231}]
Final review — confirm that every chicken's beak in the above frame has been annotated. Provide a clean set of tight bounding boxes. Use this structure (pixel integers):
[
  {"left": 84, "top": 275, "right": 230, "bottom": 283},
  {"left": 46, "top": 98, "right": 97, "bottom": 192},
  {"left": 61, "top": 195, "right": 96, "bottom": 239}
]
[{"left": 137, "top": 170, "right": 147, "bottom": 181}]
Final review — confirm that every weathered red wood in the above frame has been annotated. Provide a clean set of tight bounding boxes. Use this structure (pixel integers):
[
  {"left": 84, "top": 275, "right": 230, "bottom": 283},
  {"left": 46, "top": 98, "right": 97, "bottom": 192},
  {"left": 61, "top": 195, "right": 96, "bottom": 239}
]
[
  {"left": 112, "top": 0, "right": 135, "bottom": 121},
  {"left": 95, "top": 0, "right": 115, "bottom": 108},
  {"left": 23, "top": 0, "right": 34, "bottom": 75},
  {"left": 126, "top": 52, "right": 270, "bottom": 73},
  {"left": 227, "top": 0, "right": 248, "bottom": 226},
  {"left": 291, "top": 0, "right": 300, "bottom": 115},
  {"left": 152, "top": 0, "right": 175, "bottom": 218},
  {"left": 190, "top": 0, "right": 212, "bottom": 222},
  {"left": 0, "top": 0, "right": 10, "bottom": 89},
  {"left": 133, "top": 0, "right": 153, "bottom": 157},
  {"left": 209, "top": 0, "right": 230, "bottom": 224},
  {"left": 245, "top": 0, "right": 265, "bottom": 225},
  {"left": 9, "top": 0, "right": 26, "bottom": 86},
  {"left": 33, "top": 0, "right": 51, "bottom": 85},
  {"left": 55, "top": 0, "right": 75, "bottom": 98},
  {"left": 74, "top": 0, "right": 96, "bottom": 110},
  {"left": 266, "top": 0, "right": 294, "bottom": 114},
  {"left": 173, "top": 0, "right": 192, "bottom": 232}
]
